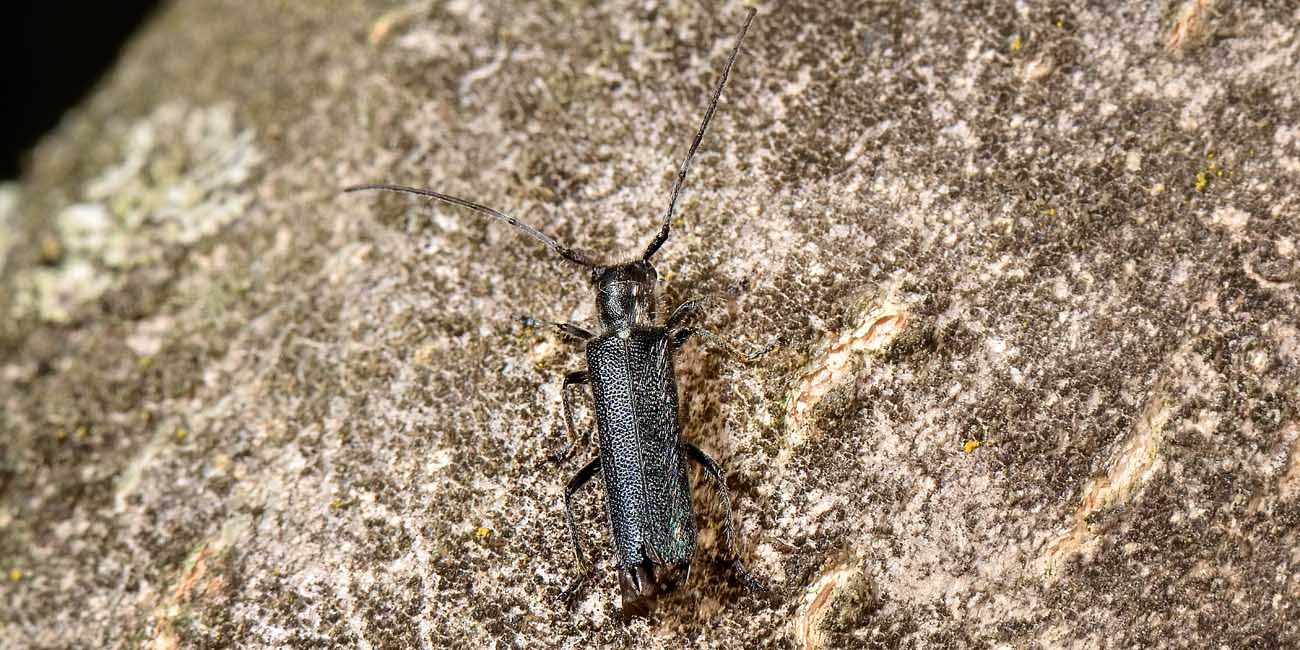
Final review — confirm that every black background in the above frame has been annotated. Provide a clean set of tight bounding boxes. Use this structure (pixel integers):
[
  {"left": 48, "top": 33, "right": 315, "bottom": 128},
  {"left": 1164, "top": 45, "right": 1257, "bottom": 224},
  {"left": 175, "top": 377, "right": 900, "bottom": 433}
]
[{"left": 1, "top": 2, "right": 160, "bottom": 179}]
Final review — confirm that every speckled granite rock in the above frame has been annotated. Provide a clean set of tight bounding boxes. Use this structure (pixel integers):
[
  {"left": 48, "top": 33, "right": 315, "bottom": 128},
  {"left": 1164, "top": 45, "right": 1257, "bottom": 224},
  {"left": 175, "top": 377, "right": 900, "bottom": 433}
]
[{"left": 2, "top": 1, "right": 1297, "bottom": 648}]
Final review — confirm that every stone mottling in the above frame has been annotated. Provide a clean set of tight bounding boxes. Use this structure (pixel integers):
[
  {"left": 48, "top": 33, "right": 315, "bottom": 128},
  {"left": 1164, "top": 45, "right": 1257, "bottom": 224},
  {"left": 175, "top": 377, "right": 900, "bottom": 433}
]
[{"left": 1, "top": 1, "right": 1297, "bottom": 648}]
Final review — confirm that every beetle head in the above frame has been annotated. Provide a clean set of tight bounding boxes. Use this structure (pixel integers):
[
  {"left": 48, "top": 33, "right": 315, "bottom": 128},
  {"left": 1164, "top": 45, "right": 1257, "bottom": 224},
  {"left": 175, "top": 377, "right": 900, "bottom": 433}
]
[{"left": 592, "top": 260, "right": 658, "bottom": 329}]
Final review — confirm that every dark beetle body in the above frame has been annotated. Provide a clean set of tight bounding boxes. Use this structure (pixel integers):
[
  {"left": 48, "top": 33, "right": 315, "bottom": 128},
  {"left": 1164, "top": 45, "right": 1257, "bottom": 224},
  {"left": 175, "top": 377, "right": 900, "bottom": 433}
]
[
  {"left": 555, "top": 263, "right": 764, "bottom": 615},
  {"left": 345, "top": 9, "right": 762, "bottom": 618},
  {"left": 585, "top": 266, "right": 696, "bottom": 606}
]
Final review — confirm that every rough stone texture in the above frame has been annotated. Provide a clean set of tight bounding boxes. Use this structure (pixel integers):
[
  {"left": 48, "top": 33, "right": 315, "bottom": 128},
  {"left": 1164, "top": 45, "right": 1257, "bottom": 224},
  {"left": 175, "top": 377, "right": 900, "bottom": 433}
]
[{"left": 2, "top": 1, "right": 1298, "bottom": 648}]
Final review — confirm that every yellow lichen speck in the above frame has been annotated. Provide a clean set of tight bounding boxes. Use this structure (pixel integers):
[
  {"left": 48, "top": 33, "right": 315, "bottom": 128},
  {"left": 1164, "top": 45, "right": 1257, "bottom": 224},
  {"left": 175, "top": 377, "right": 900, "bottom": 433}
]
[
  {"left": 8, "top": 568, "right": 22, "bottom": 582},
  {"left": 1011, "top": 36, "right": 1022, "bottom": 52},
  {"left": 963, "top": 439, "right": 982, "bottom": 454},
  {"left": 475, "top": 527, "right": 492, "bottom": 538},
  {"left": 1195, "top": 172, "right": 1208, "bottom": 192},
  {"left": 175, "top": 428, "right": 188, "bottom": 441},
  {"left": 39, "top": 236, "right": 61, "bottom": 263}
]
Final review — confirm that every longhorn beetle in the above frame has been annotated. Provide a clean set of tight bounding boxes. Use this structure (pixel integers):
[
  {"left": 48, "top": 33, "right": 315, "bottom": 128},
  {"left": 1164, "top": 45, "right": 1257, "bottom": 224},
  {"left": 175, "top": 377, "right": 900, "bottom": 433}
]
[{"left": 345, "top": 8, "right": 765, "bottom": 617}]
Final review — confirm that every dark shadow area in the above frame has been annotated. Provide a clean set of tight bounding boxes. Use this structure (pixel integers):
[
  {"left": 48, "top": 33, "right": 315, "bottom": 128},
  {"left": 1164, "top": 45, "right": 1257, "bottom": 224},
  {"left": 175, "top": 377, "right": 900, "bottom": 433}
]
[{"left": 1, "top": 2, "right": 161, "bottom": 179}]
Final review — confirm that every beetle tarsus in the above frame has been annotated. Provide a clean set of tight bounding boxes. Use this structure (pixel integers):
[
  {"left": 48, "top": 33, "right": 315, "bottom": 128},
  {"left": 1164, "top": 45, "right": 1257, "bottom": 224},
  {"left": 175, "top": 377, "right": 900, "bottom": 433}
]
[
  {"left": 561, "top": 571, "right": 591, "bottom": 608},
  {"left": 730, "top": 558, "right": 767, "bottom": 593}
]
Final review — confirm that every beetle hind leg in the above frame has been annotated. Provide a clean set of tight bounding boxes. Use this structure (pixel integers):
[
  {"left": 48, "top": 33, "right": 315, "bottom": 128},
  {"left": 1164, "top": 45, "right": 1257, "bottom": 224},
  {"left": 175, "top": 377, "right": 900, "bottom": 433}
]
[
  {"left": 728, "top": 558, "right": 766, "bottom": 593},
  {"left": 685, "top": 443, "right": 768, "bottom": 592},
  {"left": 560, "top": 457, "right": 601, "bottom": 605}
]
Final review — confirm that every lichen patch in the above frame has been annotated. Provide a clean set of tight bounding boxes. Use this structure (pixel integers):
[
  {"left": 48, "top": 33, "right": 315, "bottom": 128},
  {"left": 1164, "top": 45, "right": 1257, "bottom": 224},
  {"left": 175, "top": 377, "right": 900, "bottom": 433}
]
[
  {"left": 7, "top": 102, "right": 262, "bottom": 322},
  {"left": 0, "top": 182, "right": 17, "bottom": 272}
]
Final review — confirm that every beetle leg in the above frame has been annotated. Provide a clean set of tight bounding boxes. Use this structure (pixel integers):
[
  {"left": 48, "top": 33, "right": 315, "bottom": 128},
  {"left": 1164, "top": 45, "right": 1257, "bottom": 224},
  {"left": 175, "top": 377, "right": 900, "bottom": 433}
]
[
  {"left": 551, "top": 371, "right": 591, "bottom": 464},
  {"left": 672, "top": 326, "right": 774, "bottom": 362},
  {"left": 561, "top": 457, "right": 602, "bottom": 604},
  {"left": 518, "top": 315, "right": 593, "bottom": 343},
  {"left": 666, "top": 299, "right": 703, "bottom": 329},
  {"left": 667, "top": 300, "right": 775, "bottom": 361},
  {"left": 685, "top": 444, "right": 767, "bottom": 592}
]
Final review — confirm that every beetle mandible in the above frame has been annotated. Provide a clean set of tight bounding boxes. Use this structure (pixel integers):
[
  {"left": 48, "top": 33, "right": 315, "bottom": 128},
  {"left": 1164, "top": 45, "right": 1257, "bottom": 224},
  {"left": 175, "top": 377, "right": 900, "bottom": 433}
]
[{"left": 346, "top": 8, "right": 765, "bottom": 616}]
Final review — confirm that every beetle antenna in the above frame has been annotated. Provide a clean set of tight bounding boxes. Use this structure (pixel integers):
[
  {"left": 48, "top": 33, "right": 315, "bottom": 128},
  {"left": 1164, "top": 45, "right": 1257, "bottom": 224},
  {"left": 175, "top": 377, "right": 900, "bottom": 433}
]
[
  {"left": 344, "top": 183, "right": 598, "bottom": 268},
  {"left": 641, "top": 7, "right": 756, "bottom": 262}
]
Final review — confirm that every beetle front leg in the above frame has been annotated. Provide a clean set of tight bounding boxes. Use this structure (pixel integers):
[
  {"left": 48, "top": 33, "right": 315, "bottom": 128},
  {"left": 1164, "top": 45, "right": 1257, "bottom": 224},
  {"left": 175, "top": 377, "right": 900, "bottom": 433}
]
[
  {"left": 665, "top": 298, "right": 704, "bottom": 331},
  {"left": 685, "top": 444, "right": 766, "bottom": 592},
  {"left": 667, "top": 300, "right": 775, "bottom": 361},
  {"left": 561, "top": 457, "right": 602, "bottom": 604},
  {"left": 518, "top": 315, "right": 594, "bottom": 343},
  {"left": 551, "top": 371, "right": 591, "bottom": 465}
]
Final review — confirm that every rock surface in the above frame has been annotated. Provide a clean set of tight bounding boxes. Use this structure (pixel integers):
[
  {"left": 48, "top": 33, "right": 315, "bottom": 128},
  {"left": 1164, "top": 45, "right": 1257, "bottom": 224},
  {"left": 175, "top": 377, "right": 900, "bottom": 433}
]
[{"left": 2, "top": 1, "right": 1298, "bottom": 648}]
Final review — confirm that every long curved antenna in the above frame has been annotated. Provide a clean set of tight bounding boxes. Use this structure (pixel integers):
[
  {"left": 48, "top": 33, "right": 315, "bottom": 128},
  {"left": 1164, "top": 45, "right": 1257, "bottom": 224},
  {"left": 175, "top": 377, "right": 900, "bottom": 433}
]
[
  {"left": 641, "top": 7, "right": 756, "bottom": 262},
  {"left": 344, "top": 183, "right": 597, "bottom": 268}
]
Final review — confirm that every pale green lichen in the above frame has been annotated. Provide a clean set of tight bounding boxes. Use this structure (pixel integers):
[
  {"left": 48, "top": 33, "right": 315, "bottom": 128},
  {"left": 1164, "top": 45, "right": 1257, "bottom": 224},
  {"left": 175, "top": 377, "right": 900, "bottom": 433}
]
[
  {"left": 12, "top": 260, "right": 112, "bottom": 324},
  {"left": 8, "top": 103, "right": 262, "bottom": 322},
  {"left": 0, "top": 182, "right": 17, "bottom": 273}
]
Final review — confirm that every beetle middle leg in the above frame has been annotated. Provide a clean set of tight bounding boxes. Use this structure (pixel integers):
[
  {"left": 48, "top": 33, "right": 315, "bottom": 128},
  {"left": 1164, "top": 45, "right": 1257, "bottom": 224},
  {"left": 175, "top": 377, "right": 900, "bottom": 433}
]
[
  {"left": 685, "top": 443, "right": 766, "bottom": 592},
  {"left": 519, "top": 316, "right": 594, "bottom": 464},
  {"left": 667, "top": 300, "right": 775, "bottom": 361},
  {"left": 561, "top": 457, "right": 602, "bottom": 603},
  {"left": 552, "top": 371, "right": 591, "bottom": 464}
]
